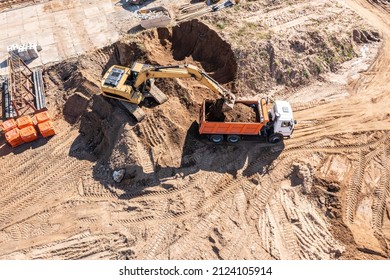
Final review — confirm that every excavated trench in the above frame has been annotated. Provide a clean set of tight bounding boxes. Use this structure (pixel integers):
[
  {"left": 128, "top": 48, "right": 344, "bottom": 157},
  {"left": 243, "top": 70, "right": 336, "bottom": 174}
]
[{"left": 144, "top": 20, "right": 237, "bottom": 84}]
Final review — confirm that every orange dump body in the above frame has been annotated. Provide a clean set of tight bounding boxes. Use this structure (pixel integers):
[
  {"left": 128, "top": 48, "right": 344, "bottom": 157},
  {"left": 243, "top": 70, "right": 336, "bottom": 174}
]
[
  {"left": 38, "top": 121, "right": 56, "bottom": 138},
  {"left": 34, "top": 111, "right": 51, "bottom": 124},
  {"left": 5, "top": 128, "right": 24, "bottom": 147},
  {"left": 16, "top": 115, "right": 34, "bottom": 129},
  {"left": 20, "top": 125, "right": 38, "bottom": 142},
  {"left": 199, "top": 99, "right": 270, "bottom": 135},
  {"left": 1, "top": 119, "right": 17, "bottom": 133}
]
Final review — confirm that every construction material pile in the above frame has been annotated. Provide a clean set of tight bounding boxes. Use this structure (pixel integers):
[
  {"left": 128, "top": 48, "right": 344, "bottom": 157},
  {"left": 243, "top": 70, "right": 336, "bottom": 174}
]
[
  {"left": 206, "top": 99, "right": 258, "bottom": 122},
  {"left": 7, "top": 43, "right": 39, "bottom": 62},
  {"left": 136, "top": 9, "right": 169, "bottom": 20},
  {"left": 1, "top": 111, "right": 55, "bottom": 147},
  {"left": 135, "top": 6, "right": 172, "bottom": 29}
]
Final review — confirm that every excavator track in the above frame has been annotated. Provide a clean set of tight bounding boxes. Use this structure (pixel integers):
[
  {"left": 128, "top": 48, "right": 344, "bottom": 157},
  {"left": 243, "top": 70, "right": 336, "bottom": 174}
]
[{"left": 117, "top": 100, "right": 145, "bottom": 122}]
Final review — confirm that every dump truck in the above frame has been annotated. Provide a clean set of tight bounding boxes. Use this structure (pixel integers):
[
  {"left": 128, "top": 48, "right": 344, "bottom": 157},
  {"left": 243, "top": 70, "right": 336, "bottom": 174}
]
[{"left": 199, "top": 98, "right": 296, "bottom": 144}]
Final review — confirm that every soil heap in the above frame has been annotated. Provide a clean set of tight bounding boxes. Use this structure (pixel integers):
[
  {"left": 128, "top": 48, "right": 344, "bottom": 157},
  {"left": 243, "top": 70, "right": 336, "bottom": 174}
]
[{"left": 206, "top": 99, "right": 257, "bottom": 122}]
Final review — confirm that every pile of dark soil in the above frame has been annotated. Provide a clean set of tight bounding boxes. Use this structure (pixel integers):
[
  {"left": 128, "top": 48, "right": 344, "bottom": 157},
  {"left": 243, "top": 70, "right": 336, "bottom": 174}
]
[{"left": 206, "top": 99, "right": 257, "bottom": 123}]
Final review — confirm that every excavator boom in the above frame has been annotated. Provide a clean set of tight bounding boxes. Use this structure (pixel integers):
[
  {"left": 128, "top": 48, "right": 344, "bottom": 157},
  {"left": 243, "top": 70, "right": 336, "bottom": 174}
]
[{"left": 134, "top": 64, "right": 236, "bottom": 111}]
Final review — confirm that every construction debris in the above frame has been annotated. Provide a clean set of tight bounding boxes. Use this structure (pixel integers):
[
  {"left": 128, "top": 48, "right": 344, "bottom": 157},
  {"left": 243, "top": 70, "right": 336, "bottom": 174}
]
[
  {"left": 136, "top": 6, "right": 172, "bottom": 29},
  {"left": 113, "top": 169, "right": 125, "bottom": 183},
  {"left": 7, "top": 43, "right": 40, "bottom": 62}
]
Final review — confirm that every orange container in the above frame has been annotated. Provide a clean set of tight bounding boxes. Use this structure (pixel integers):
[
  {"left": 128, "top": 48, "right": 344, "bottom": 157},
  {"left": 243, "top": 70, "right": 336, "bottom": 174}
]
[
  {"left": 20, "top": 125, "right": 38, "bottom": 142},
  {"left": 5, "top": 128, "right": 24, "bottom": 147},
  {"left": 1, "top": 119, "right": 17, "bottom": 133},
  {"left": 37, "top": 121, "right": 56, "bottom": 138},
  {"left": 34, "top": 111, "right": 51, "bottom": 124},
  {"left": 16, "top": 115, "right": 34, "bottom": 129}
]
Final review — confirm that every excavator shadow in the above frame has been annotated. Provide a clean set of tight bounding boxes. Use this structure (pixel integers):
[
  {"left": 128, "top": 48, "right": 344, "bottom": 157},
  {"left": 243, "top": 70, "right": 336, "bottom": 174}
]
[{"left": 114, "top": 121, "right": 284, "bottom": 199}]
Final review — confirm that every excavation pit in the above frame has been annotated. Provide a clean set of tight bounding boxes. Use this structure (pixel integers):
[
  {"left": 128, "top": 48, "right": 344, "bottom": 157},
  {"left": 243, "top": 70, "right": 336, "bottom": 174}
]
[{"left": 143, "top": 19, "right": 238, "bottom": 84}]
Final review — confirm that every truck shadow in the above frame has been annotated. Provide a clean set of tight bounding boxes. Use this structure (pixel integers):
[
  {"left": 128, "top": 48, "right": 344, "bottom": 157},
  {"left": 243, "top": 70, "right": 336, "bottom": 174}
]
[
  {"left": 160, "top": 121, "right": 284, "bottom": 177},
  {"left": 65, "top": 95, "right": 284, "bottom": 200},
  {"left": 113, "top": 121, "right": 284, "bottom": 199}
]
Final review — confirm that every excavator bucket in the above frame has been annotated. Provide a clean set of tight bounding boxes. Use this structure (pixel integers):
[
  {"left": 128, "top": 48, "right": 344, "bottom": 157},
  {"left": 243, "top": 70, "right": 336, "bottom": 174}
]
[
  {"left": 221, "top": 94, "right": 236, "bottom": 112},
  {"left": 148, "top": 83, "right": 168, "bottom": 104}
]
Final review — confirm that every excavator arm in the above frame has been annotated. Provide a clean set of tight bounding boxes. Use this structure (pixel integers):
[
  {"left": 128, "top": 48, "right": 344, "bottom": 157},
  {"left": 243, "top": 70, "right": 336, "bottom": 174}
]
[{"left": 134, "top": 64, "right": 236, "bottom": 111}]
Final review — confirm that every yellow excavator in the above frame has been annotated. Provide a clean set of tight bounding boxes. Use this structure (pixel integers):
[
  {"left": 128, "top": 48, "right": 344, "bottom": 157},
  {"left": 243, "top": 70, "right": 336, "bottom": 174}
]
[{"left": 101, "top": 62, "right": 236, "bottom": 121}]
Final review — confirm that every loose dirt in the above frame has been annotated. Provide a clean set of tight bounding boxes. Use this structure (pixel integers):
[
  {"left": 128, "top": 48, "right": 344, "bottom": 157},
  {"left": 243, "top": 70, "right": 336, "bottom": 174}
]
[
  {"left": 1, "top": 0, "right": 390, "bottom": 261},
  {"left": 206, "top": 99, "right": 257, "bottom": 122}
]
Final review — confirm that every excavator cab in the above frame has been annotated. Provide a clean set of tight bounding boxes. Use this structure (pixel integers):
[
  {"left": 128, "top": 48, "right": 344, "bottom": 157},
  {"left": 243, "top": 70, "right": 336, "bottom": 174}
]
[{"left": 101, "top": 65, "right": 143, "bottom": 104}]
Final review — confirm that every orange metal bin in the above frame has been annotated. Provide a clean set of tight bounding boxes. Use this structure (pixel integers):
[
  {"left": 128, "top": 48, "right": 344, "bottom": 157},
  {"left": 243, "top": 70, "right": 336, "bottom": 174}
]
[
  {"left": 5, "top": 128, "right": 24, "bottom": 147},
  {"left": 16, "top": 115, "right": 34, "bottom": 129},
  {"left": 1, "top": 119, "right": 17, "bottom": 133},
  {"left": 37, "top": 121, "right": 56, "bottom": 138},
  {"left": 34, "top": 111, "right": 51, "bottom": 124},
  {"left": 20, "top": 125, "right": 38, "bottom": 143}
]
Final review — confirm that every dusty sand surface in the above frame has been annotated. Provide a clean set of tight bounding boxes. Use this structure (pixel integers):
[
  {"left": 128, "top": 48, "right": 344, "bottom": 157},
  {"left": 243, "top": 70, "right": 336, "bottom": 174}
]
[{"left": 0, "top": 0, "right": 390, "bottom": 260}]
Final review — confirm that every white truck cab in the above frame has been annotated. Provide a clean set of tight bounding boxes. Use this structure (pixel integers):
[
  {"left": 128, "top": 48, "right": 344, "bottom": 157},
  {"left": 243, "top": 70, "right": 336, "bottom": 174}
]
[{"left": 270, "top": 100, "right": 296, "bottom": 137}]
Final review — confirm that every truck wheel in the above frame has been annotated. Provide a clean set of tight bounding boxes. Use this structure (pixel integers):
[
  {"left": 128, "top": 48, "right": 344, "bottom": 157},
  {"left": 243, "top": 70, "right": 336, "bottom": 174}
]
[
  {"left": 209, "top": 135, "right": 223, "bottom": 144},
  {"left": 227, "top": 135, "right": 240, "bottom": 143},
  {"left": 268, "top": 133, "right": 283, "bottom": 144}
]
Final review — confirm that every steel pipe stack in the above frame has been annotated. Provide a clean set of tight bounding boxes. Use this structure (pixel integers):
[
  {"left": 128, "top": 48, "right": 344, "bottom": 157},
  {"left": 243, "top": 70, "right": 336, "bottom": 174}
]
[
  {"left": 2, "top": 78, "right": 16, "bottom": 119},
  {"left": 33, "top": 69, "right": 46, "bottom": 110}
]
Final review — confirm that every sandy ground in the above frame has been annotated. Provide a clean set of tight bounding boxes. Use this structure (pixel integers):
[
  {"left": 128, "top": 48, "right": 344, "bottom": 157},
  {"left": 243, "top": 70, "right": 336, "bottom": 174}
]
[{"left": 0, "top": 0, "right": 390, "bottom": 260}]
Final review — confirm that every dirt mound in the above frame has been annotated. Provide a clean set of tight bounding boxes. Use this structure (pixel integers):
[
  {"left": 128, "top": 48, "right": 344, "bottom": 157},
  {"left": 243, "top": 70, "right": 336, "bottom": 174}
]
[
  {"left": 63, "top": 92, "right": 89, "bottom": 124},
  {"left": 206, "top": 99, "right": 257, "bottom": 122}
]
